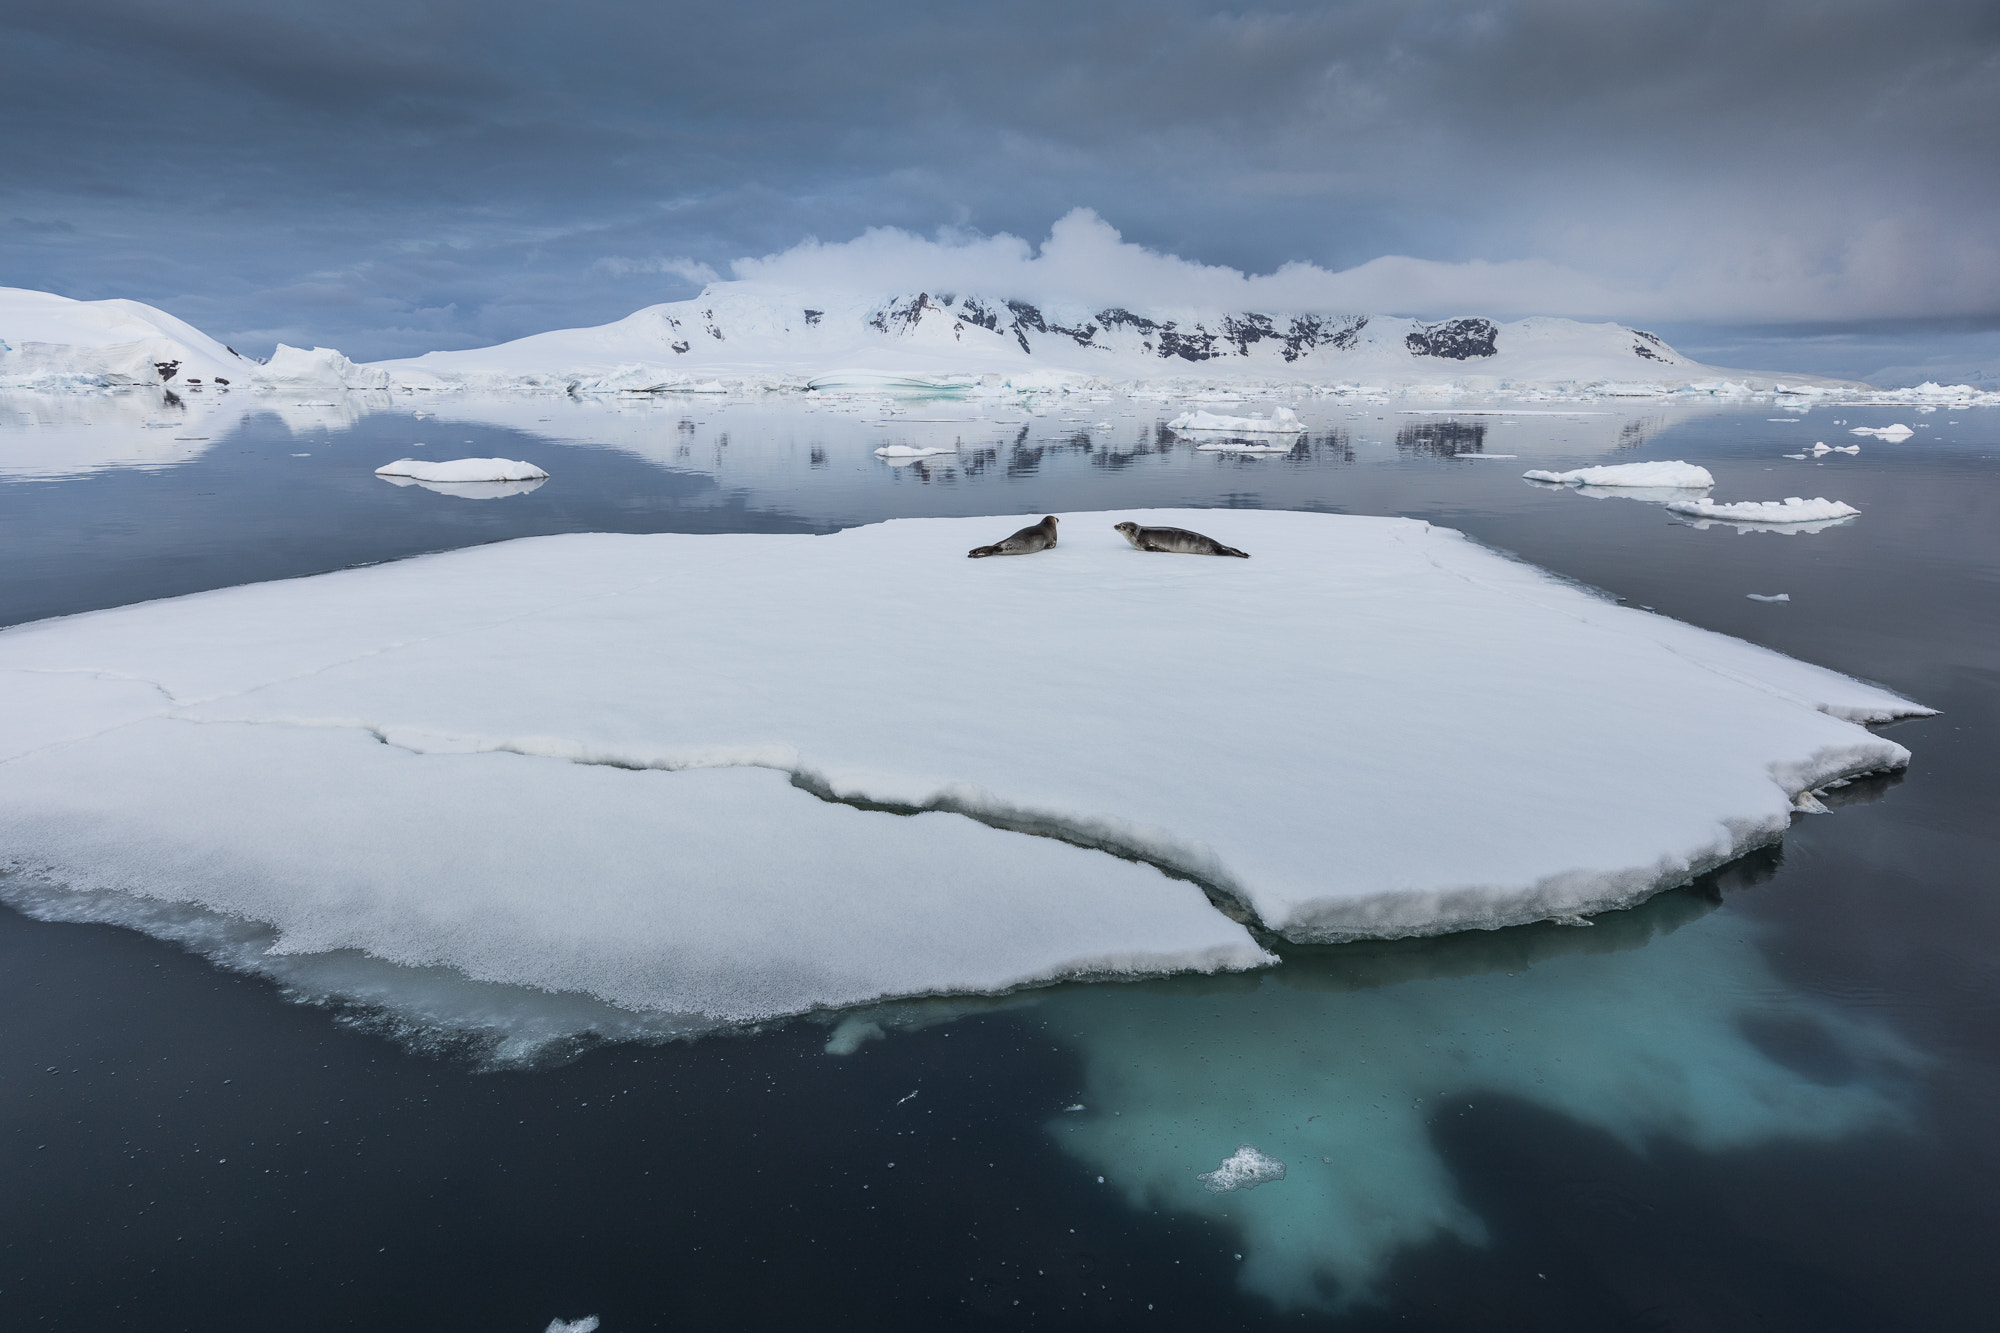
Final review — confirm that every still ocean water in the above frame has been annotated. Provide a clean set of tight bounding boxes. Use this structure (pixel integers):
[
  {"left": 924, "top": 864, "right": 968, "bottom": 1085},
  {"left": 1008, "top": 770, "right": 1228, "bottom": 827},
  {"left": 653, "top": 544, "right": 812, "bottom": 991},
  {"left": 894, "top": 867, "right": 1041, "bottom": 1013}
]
[{"left": 2, "top": 389, "right": 1994, "bottom": 1330}]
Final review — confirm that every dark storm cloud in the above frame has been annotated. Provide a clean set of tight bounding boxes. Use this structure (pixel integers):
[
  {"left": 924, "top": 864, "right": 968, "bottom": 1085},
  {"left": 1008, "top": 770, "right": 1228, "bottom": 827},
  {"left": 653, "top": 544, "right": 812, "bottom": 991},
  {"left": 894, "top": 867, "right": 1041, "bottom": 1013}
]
[{"left": 3, "top": 0, "right": 1996, "bottom": 358}]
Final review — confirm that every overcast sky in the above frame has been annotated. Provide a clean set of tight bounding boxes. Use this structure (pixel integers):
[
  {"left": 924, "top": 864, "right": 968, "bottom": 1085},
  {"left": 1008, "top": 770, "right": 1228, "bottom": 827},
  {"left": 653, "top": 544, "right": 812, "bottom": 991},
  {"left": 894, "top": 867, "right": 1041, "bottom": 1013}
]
[{"left": 4, "top": 0, "right": 1997, "bottom": 364}]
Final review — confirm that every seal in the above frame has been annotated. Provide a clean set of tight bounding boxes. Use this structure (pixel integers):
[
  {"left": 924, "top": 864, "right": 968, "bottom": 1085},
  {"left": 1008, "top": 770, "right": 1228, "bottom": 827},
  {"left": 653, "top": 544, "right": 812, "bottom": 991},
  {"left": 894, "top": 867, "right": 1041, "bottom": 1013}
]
[
  {"left": 1113, "top": 521, "right": 1249, "bottom": 558},
  {"left": 968, "top": 515, "right": 1059, "bottom": 558}
]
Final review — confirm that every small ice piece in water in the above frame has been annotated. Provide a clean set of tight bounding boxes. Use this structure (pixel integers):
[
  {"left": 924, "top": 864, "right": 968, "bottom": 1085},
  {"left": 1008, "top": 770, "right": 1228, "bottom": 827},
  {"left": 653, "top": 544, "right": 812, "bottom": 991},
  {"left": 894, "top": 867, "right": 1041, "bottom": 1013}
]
[
  {"left": 874, "top": 445, "right": 954, "bottom": 458},
  {"left": 1168, "top": 406, "right": 1302, "bottom": 435},
  {"left": 1849, "top": 424, "right": 1913, "bottom": 440},
  {"left": 374, "top": 457, "right": 548, "bottom": 483},
  {"left": 1810, "top": 443, "right": 1861, "bottom": 456},
  {"left": 545, "top": 1318, "right": 600, "bottom": 1333},
  {"left": 1064, "top": 1104, "right": 1086, "bottom": 1112},
  {"left": 1746, "top": 593, "right": 1791, "bottom": 603},
  {"left": 1198, "top": 1144, "right": 1287, "bottom": 1193},
  {"left": 1667, "top": 497, "right": 1859, "bottom": 524},
  {"left": 1521, "top": 461, "right": 1714, "bottom": 488}
]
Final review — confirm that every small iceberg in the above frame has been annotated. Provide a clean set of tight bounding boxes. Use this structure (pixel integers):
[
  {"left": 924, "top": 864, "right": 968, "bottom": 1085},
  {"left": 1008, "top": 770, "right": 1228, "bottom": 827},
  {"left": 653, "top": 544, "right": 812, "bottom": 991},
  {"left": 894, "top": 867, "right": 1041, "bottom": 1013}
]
[
  {"left": 374, "top": 457, "right": 549, "bottom": 483},
  {"left": 874, "top": 445, "right": 955, "bottom": 459},
  {"left": 1849, "top": 424, "right": 1913, "bottom": 440},
  {"left": 1198, "top": 1144, "right": 1287, "bottom": 1193},
  {"left": 1812, "top": 442, "right": 1861, "bottom": 455},
  {"left": 1168, "top": 406, "right": 1303, "bottom": 435},
  {"left": 1666, "top": 497, "right": 1860, "bottom": 524},
  {"left": 1747, "top": 593, "right": 1792, "bottom": 603},
  {"left": 1522, "top": 461, "right": 1714, "bottom": 488}
]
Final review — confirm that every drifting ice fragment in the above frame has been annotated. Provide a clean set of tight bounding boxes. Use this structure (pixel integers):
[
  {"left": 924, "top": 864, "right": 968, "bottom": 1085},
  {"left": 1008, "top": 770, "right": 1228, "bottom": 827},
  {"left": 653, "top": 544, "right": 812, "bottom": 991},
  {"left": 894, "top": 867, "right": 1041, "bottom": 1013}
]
[
  {"left": 1849, "top": 424, "right": 1913, "bottom": 440},
  {"left": 1746, "top": 593, "right": 1791, "bottom": 602},
  {"left": 545, "top": 1318, "right": 600, "bottom": 1333},
  {"left": 1667, "top": 497, "right": 1859, "bottom": 524},
  {"left": 1168, "top": 407, "right": 1303, "bottom": 435},
  {"left": 374, "top": 457, "right": 548, "bottom": 483},
  {"left": 1199, "top": 1144, "right": 1287, "bottom": 1193},
  {"left": 1522, "top": 461, "right": 1714, "bottom": 488},
  {"left": 874, "top": 445, "right": 954, "bottom": 458},
  {"left": 0, "top": 511, "right": 1929, "bottom": 1045},
  {"left": 1811, "top": 443, "right": 1861, "bottom": 456}
]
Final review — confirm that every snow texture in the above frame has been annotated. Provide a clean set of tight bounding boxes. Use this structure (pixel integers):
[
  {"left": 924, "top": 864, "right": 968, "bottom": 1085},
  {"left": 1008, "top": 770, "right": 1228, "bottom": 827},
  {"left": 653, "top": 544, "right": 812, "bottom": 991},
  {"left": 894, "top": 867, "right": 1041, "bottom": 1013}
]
[
  {"left": 0, "top": 510, "right": 1928, "bottom": 1030},
  {"left": 1521, "top": 461, "right": 1715, "bottom": 488},
  {"left": 1199, "top": 1145, "right": 1288, "bottom": 1193},
  {"left": 1666, "top": 497, "right": 1860, "bottom": 524},
  {"left": 374, "top": 456, "right": 549, "bottom": 482}
]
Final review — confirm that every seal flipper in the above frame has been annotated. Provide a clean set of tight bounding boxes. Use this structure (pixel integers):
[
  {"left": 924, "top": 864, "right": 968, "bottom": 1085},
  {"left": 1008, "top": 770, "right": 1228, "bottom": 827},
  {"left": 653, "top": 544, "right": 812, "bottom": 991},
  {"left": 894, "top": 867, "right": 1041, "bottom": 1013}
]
[{"left": 968, "top": 544, "right": 1000, "bottom": 558}]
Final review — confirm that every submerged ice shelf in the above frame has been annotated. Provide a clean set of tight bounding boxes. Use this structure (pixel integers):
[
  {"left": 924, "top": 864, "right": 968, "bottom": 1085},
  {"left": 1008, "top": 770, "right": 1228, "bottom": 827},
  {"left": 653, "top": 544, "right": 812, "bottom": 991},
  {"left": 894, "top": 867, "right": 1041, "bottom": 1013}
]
[{"left": 0, "top": 510, "right": 1929, "bottom": 1030}]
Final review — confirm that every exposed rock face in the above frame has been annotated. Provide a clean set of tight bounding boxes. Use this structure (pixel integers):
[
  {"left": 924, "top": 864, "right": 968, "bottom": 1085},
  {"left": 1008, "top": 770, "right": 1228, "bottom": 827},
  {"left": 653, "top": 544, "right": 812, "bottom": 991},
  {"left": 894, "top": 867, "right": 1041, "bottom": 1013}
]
[{"left": 1404, "top": 318, "right": 1499, "bottom": 360}]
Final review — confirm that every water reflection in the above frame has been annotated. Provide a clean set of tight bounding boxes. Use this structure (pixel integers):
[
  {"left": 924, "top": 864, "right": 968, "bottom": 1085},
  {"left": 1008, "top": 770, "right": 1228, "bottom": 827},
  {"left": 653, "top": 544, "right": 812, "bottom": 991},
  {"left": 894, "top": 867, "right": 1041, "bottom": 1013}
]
[
  {"left": 1043, "top": 870, "right": 1919, "bottom": 1310},
  {"left": 1397, "top": 420, "right": 1489, "bottom": 457}
]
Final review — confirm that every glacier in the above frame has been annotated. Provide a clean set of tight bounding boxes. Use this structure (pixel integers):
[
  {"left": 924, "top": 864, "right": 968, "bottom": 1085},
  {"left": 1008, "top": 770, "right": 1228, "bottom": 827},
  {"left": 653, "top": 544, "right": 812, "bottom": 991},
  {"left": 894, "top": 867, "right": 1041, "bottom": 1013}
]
[{"left": 0, "top": 509, "right": 1929, "bottom": 1038}]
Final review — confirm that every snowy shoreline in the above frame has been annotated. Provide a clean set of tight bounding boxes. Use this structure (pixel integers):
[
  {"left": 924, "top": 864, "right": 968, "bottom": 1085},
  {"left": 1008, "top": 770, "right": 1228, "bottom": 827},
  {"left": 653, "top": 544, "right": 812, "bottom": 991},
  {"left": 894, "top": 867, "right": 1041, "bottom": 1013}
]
[{"left": 10, "top": 282, "right": 1994, "bottom": 405}]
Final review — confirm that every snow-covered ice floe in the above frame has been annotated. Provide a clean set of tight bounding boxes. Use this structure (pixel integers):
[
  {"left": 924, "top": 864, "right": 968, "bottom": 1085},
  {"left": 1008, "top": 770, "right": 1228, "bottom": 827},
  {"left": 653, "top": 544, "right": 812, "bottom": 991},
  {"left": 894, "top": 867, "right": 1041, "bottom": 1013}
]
[
  {"left": 1522, "top": 460, "right": 1715, "bottom": 489},
  {"left": 374, "top": 456, "right": 549, "bottom": 483},
  {"left": 1168, "top": 407, "right": 1303, "bottom": 435},
  {"left": 873, "top": 444, "right": 955, "bottom": 459},
  {"left": 0, "top": 511, "right": 1928, "bottom": 1036},
  {"left": 1849, "top": 424, "right": 1914, "bottom": 440},
  {"left": 1811, "top": 442, "right": 1861, "bottom": 456},
  {"left": 1665, "top": 496, "right": 1860, "bottom": 525}
]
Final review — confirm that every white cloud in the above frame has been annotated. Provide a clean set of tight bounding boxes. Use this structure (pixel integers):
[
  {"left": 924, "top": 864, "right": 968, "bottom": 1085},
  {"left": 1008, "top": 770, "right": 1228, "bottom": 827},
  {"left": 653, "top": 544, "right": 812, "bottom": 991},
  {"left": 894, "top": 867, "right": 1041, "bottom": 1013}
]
[
  {"left": 726, "top": 208, "right": 2000, "bottom": 325},
  {"left": 593, "top": 255, "right": 722, "bottom": 285}
]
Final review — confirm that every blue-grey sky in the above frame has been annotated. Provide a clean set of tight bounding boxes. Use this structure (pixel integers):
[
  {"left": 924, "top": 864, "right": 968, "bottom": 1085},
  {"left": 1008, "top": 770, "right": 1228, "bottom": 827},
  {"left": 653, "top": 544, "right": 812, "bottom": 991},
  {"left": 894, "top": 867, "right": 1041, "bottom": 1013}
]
[{"left": 4, "top": 0, "right": 1997, "bottom": 372}]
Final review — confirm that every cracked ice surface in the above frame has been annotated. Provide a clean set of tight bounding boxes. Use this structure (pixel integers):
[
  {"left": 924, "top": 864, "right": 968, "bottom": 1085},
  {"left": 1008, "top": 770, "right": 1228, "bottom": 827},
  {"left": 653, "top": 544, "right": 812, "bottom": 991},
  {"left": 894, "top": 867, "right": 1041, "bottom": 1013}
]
[{"left": 0, "top": 510, "right": 1928, "bottom": 1032}]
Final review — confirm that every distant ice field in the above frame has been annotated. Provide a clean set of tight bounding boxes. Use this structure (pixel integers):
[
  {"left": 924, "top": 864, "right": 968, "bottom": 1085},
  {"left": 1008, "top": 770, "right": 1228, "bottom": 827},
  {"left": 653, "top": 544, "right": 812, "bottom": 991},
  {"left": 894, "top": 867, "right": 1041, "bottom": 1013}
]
[{"left": 0, "top": 509, "right": 1927, "bottom": 1029}]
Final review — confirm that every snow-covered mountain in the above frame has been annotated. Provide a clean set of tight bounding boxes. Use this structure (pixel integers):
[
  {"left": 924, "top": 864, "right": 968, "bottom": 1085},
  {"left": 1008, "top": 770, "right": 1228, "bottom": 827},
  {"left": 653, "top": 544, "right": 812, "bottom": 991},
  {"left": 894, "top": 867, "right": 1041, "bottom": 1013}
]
[
  {"left": 374, "top": 283, "right": 1760, "bottom": 391},
  {"left": 0, "top": 287, "right": 388, "bottom": 391}
]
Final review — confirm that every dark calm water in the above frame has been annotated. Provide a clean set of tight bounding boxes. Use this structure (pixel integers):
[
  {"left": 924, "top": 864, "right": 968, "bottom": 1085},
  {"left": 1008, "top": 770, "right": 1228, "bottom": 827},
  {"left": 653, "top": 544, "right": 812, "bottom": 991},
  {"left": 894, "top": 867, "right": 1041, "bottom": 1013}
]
[{"left": 3, "top": 390, "right": 1996, "bottom": 1330}]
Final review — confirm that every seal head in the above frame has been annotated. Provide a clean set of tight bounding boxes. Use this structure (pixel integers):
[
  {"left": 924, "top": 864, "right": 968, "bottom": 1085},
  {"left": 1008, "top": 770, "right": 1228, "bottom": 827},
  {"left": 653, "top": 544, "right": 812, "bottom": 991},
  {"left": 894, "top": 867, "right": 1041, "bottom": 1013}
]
[
  {"left": 1113, "top": 521, "right": 1249, "bottom": 558},
  {"left": 969, "top": 515, "right": 1060, "bottom": 558}
]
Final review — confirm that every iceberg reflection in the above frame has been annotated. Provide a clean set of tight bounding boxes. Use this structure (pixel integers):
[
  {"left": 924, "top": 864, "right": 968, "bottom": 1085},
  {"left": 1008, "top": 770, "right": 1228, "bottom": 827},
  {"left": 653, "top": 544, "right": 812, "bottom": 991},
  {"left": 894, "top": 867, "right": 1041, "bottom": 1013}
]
[{"left": 1043, "top": 879, "right": 1919, "bottom": 1310}]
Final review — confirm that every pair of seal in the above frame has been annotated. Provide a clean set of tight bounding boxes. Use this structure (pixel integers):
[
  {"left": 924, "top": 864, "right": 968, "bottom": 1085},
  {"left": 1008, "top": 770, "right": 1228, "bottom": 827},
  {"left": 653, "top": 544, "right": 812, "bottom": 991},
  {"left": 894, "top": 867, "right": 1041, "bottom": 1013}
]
[
  {"left": 1113, "top": 521, "right": 1250, "bottom": 558},
  {"left": 968, "top": 515, "right": 1059, "bottom": 558}
]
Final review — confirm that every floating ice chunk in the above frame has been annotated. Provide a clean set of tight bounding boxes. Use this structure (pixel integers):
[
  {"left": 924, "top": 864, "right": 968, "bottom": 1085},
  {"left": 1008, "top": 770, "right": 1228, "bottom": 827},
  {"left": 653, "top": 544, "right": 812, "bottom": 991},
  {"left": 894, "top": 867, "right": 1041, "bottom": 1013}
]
[
  {"left": 0, "top": 509, "right": 1928, "bottom": 1028},
  {"left": 1849, "top": 424, "right": 1913, "bottom": 440},
  {"left": 1168, "top": 407, "right": 1303, "bottom": 435},
  {"left": 1667, "top": 497, "right": 1859, "bottom": 524},
  {"left": 1199, "top": 1144, "right": 1287, "bottom": 1193},
  {"left": 873, "top": 445, "right": 955, "bottom": 458},
  {"left": 545, "top": 1318, "right": 600, "bottom": 1333},
  {"left": 1810, "top": 442, "right": 1861, "bottom": 455},
  {"left": 1521, "top": 461, "right": 1714, "bottom": 488},
  {"left": 1746, "top": 593, "right": 1791, "bottom": 602},
  {"left": 374, "top": 457, "right": 549, "bottom": 483},
  {"left": 376, "top": 475, "right": 547, "bottom": 500}
]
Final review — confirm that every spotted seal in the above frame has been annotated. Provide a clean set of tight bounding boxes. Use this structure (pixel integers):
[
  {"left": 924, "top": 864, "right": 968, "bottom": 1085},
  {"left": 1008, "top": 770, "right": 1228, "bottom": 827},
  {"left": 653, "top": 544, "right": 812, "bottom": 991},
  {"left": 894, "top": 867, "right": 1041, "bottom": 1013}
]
[
  {"left": 1112, "top": 521, "right": 1249, "bottom": 558},
  {"left": 968, "top": 515, "right": 1059, "bottom": 558}
]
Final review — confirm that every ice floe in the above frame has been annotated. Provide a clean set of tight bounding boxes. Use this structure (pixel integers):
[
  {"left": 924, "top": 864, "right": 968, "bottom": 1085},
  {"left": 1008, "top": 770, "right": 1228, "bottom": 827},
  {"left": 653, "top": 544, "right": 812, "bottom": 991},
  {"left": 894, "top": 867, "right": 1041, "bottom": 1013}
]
[
  {"left": 1849, "top": 424, "right": 1914, "bottom": 440},
  {"left": 1665, "top": 497, "right": 1860, "bottom": 524},
  {"left": 374, "top": 457, "right": 549, "bottom": 483},
  {"left": 1811, "top": 442, "right": 1861, "bottom": 455},
  {"left": 1521, "top": 460, "right": 1715, "bottom": 488},
  {"left": 0, "top": 510, "right": 1928, "bottom": 1036},
  {"left": 1168, "top": 407, "right": 1303, "bottom": 434},
  {"left": 873, "top": 444, "right": 955, "bottom": 458},
  {"left": 1747, "top": 593, "right": 1792, "bottom": 602}
]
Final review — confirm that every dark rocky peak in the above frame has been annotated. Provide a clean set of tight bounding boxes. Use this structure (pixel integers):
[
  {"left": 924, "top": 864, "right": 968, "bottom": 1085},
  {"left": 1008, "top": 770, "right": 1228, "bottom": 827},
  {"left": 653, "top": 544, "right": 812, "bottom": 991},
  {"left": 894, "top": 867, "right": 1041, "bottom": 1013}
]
[{"left": 1405, "top": 318, "right": 1498, "bottom": 359}]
